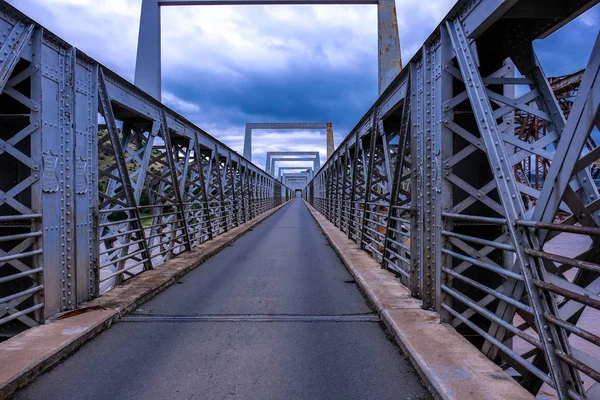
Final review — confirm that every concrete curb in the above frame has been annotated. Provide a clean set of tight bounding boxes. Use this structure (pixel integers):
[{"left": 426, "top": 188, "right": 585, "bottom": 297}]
[
  {"left": 0, "top": 202, "right": 290, "bottom": 400},
  {"left": 303, "top": 200, "right": 534, "bottom": 400}
]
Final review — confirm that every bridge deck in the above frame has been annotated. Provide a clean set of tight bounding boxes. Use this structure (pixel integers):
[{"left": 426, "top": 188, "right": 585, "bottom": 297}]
[{"left": 14, "top": 199, "right": 428, "bottom": 400}]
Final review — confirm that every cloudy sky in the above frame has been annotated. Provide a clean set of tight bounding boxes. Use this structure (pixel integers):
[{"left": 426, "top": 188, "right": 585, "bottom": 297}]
[{"left": 8, "top": 0, "right": 600, "bottom": 171}]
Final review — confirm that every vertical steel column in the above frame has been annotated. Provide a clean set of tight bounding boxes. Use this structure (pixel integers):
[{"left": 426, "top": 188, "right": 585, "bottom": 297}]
[
  {"left": 411, "top": 56, "right": 425, "bottom": 302},
  {"left": 377, "top": 0, "right": 402, "bottom": 94},
  {"left": 420, "top": 44, "right": 437, "bottom": 310},
  {"left": 437, "top": 26, "right": 454, "bottom": 319},
  {"left": 40, "top": 43, "right": 78, "bottom": 313},
  {"left": 73, "top": 55, "right": 98, "bottom": 302},
  {"left": 243, "top": 124, "right": 252, "bottom": 161},
  {"left": 326, "top": 122, "right": 334, "bottom": 159},
  {"left": 134, "top": 0, "right": 161, "bottom": 100},
  {"left": 30, "top": 27, "right": 45, "bottom": 321}
]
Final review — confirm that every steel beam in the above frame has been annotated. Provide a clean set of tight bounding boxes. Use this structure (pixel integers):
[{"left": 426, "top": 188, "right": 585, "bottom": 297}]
[
  {"left": 243, "top": 123, "right": 332, "bottom": 161},
  {"left": 135, "top": 0, "right": 401, "bottom": 100},
  {"left": 266, "top": 151, "right": 321, "bottom": 175},
  {"left": 277, "top": 167, "right": 313, "bottom": 179}
]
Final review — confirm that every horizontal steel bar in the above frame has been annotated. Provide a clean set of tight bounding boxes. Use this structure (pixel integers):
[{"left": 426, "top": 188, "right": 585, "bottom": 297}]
[
  {"left": 0, "top": 214, "right": 41, "bottom": 222},
  {"left": 534, "top": 280, "right": 600, "bottom": 311},
  {"left": 100, "top": 259, "right": 150, "bottom": 282},
  {"left": 102, "top": 248, "right": 147, "bottom": 267},
  {"left": 98, "top": 207, "right": 136, "bottom": 214},
  {"left": 442, "top": 284, "right": 541, "bottom": 349},
  {"left": 365, "top": 243, "right": 383, "bottom": 257},
  {"left": 0, "top": 267, "right": 43, "bottom": 284},
  {"left": 141, "top": 210, "right": 181, "bottom": 219},
  {"left": 389, "top": 215, "right": 410, "bottom": 224},
  {"left": 442, "top": 267, "right": 532, "bottom": 314},
  {"left": 145, "top": 226, "right": 184, "bottom": 241},
  {"left": 0, "top": 285, "right": 43, "bottom": 305},
  {"left": 441, "top": 303, "right": 553, "bottom": 386},
  {"left": 0, "top": 231, "right": 42, "bottom": 243},
  {"left": 186, "top": 220, "right": 210, "bottom": 228},
  {"left": 383, "top": 258, "right": 410, "bottom": 278},
  {"left": 0, "top": 303, "right": 43, "bottom": 326},
  {"left": 98, "top": 217, "right": 139, "bottom": 228},
  {"left": 148, "top": 218, "right": 184, "bottom": 229},
  {"left": 442, "top": 212, "right": 507, "bottom": 225},
  {"left": 147, "top": 232, "right": 188, "bottom": 249},
  {"left": 138, "top": 203, "right": 181, "bottom": 209},
  {"left": 516, "top": 220, "right": 600, "bottom": 237},
  {"left": 385, "top": 236, "right": 409, "bottom": 251},
  {"left": 101, "top": 228, "right": 142, "bottom": 242},
  {"left": 150, "top": 244, "right": 184, "bottom": 260},
  {"left": 99, "top": 239, "right": 145, "bottom": 255},
  {"left": 383, "top": 249, "right": 409, "bottom": 265},
  {"left": 442, "top": 230, "right": 515, "bottom": 251},
  {"left": 525, "top": 248, "right": 600, "bottom": 275},
  {"left": 0, "top": 249, "right": 42, "bottom": 263},
  {"left": 554, "top": 349, "right": 600, "bottom": 384},
  {"left": 442, "top": 249, "right": 523, "bottom": 281},
  {"left": 544, "top": 313, "right": 600, "bottom": 348}
]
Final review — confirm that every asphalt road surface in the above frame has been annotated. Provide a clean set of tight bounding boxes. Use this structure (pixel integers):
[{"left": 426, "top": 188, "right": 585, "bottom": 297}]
[{"left": 16, "top": 199, "right": 429, "bottom": 400}]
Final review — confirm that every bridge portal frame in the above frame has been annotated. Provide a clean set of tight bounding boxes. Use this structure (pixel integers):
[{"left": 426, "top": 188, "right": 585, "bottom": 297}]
[
  {"left": 277, "top": 167, "right": 313, "bottom": 180},
  {"left": 265, "top": 151, "right": 320, "bottom": 175},
  {"left": 282, "top": 174, "right": 309, "bottom": 189},
  {"left": 269, "top": 158, "right": 319, "bottom": 176},
  {"left": 243, "top": 122, "right": 334, "bottom": 162},
  {"left": 282, "top": 173, "right": 309, "bottom": 182},
  {"left": 134, "top": 0, "right": 402, "bottom": 101}
]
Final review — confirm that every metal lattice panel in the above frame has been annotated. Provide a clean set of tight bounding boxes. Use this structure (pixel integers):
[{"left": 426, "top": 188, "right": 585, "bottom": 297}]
[
  {"left": 304, "top": 1, "right": 600, "bottom": 398},
  {"left": 0, "top": 2, "right": 292, "bottom": 340}
]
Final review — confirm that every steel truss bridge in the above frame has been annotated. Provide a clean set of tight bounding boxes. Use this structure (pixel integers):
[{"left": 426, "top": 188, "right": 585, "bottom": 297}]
[{"left": 1, "top": 0, "right": 600, "bottom": 399}]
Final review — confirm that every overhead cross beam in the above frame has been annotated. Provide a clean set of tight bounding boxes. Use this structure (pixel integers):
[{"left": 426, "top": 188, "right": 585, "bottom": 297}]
[
  {"left": 281, "top": 172, "right": 309, "bottom": 189},
  {"left": 277, "top": 167, "right": 313, "bottom": 179},
  {"left": 135, "top": 0, "right": 401, "bottom": 100},
  {"left": 243, "top": 122, "right": 334, "bottom": 161},
  {"left": 269, "top": 158, "right": 319, "bottom": 175},
  {"left": 265, "top": 151, "right": 320, "bottom": 175}
]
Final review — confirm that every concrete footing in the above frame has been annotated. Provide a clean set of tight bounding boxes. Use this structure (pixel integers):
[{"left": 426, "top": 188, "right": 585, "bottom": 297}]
[{"left": 303, "top": 200, "right": 534, "bottom": 400}]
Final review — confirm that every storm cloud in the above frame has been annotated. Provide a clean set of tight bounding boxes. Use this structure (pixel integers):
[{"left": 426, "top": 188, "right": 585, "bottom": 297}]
[{"left": 8, "top": 0, "right": 600, "bottom": 169}]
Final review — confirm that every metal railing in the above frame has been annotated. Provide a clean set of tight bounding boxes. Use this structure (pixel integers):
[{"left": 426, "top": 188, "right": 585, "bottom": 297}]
[
  {"left": 304, "top": 0, "right": 600, "bottom": 398},
  {"left": 0, "top": 2, "right": 291, "bottom": 340}
]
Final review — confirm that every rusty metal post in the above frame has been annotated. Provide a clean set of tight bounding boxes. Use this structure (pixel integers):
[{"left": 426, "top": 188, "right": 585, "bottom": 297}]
[{"left": 326, "top": 122, "right": 335, "bottom": 158}]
